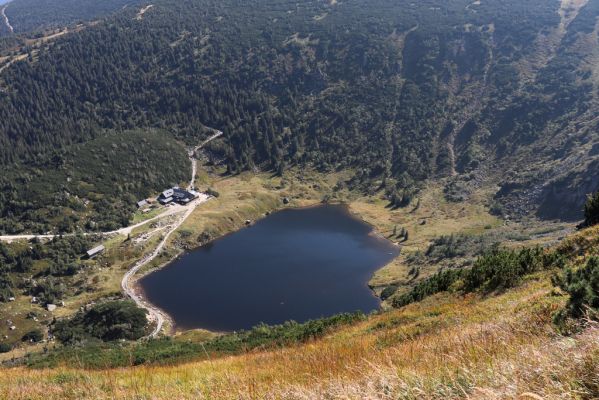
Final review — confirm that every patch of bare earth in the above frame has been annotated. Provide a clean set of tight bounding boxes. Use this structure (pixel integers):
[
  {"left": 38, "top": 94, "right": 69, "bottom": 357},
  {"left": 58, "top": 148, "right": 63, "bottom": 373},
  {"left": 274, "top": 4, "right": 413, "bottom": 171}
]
[
  {"left": 518, "top": 0, "right": 589, "bottom": 83},
  {"left": 135, "top": 4, "right": 154, "bottom": 21}
]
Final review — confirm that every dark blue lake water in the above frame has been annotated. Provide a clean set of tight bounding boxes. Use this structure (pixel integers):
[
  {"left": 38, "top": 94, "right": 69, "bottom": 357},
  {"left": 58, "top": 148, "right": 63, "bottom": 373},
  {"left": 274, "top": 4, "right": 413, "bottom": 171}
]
[{"left": 139, "top": 205, "right": 399, "bottom": 332}]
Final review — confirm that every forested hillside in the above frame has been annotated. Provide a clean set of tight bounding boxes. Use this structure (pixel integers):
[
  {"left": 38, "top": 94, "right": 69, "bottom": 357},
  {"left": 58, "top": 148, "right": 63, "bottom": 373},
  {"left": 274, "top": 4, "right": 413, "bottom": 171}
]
[
  {"left": 0, "top": 130, "right": 189, "bottom": 234},
  {"left": 1, "top": 0, "right": 144, "bottom": 34},
  {"left": 0, "top": 0, "right": 597, "bottom": 232}
]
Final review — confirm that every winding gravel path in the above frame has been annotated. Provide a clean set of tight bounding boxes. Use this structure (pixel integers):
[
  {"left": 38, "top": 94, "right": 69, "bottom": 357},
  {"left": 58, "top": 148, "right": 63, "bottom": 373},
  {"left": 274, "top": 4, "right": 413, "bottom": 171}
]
[
  {"left": 121, "top": 193, "right": 209, "bottom": 338},
  {"left": 122, "top": 131, "right": 222, "bottom": 337}
]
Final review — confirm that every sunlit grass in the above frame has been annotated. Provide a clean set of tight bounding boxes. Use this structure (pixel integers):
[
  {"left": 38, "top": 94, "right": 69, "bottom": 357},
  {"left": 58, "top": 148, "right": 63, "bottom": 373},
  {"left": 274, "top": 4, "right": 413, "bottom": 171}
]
[{"left": 2, "top": 271, "right": 597, "bottom": 399}]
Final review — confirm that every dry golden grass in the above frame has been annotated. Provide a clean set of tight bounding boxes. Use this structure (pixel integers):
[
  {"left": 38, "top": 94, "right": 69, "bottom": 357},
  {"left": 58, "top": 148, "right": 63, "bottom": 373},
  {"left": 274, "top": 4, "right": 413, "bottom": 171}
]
[{"left": 1, "top": 270, "right": 597, "bottom": 399}]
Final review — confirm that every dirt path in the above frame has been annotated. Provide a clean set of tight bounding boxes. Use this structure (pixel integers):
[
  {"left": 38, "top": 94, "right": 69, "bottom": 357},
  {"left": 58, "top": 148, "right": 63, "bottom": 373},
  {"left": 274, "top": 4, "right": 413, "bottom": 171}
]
[
  {"left": 121, "top": 193, "right": 209, "bottom": 338},
  {"left": 1, "top": 5, "right": 13, "bottom": 33},
  {"left": 0, "top": 129, "right": 223, "bottom": 336},
  {"left": 188, "top": 130, "right": 222, "bottom": 190},
  {"left": 122, "top": 130, "right": 223, "bottom": 337},
  {"left": 0, "top": 205, "right": 185, "bottom": 243}
]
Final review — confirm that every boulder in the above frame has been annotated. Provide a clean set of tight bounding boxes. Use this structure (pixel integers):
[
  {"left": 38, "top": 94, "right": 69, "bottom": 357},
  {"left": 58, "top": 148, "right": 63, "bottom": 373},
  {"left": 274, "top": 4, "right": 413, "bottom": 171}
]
[{"left": 46, "top": 304, "right": 57, "bottom": 312}]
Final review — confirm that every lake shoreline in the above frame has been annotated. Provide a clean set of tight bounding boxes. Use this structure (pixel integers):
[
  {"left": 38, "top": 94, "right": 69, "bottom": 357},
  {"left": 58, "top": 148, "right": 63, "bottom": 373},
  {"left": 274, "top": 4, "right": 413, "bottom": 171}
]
[{"left": 138, "top": 202, "right": 399, "bottom": 334}]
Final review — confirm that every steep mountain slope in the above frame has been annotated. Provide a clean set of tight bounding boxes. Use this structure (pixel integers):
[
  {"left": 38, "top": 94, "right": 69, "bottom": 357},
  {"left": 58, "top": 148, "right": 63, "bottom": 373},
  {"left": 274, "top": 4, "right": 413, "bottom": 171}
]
[{"left": 0, "top": 0, "right": 596, "bottom": 228}]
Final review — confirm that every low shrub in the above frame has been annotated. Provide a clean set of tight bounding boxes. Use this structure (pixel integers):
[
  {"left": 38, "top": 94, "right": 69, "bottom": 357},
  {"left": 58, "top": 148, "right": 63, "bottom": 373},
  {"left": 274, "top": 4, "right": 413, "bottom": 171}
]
[
  {"left": 28, "top": 312, "right": 365, "bottom": 369},
  {"left": 583, "top": 190, "right": 599, "bottom": 227},
  {"left": 380, "top": 285, "right": 398, "bottom": 301},
  {"left": 393, "top": 247, "right": 563, "bottom": 308},
  {"left": 53, "top": 300, "right": 147, "bottom": 344},
  {"left": 552, "top": 256, "right": 599, "bottom": 327},
  {"left": 22, "top": 329, "right": 44, "bottom": 343}
]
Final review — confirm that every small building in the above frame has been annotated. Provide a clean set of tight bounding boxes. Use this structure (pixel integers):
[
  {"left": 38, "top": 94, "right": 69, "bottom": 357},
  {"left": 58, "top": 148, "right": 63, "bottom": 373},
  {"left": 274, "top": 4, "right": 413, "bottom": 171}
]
[
  {"left": 86, "top": 245, "right": 105, "bottom": 258},
  {"left": 158, "top": 186, "right": 198, "bottom": 205},
  {"left": 172, "top": 187, "right": 197, "bottom": 204},
  {"left": 136, "top": 199, "right": 148, "bottom": 208},
  {"left": 159, "top": 196, "right": 174, "bottom": 205}
]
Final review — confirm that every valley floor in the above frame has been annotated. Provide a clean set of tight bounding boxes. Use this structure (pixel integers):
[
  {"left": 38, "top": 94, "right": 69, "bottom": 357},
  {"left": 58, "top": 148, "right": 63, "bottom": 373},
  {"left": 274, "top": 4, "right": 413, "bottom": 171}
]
[
  {"left": 0, "top": 167, "right": 573, "bottom": 354},
  {"left": 0, "top": 164, "right": 591, "bottom": 400}
]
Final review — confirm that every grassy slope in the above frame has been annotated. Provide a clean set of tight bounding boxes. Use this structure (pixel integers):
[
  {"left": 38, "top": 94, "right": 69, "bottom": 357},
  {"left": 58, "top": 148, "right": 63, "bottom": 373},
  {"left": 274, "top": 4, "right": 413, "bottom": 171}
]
[{"left": 1, "top": 223, "right": 598, "bottom": 399}]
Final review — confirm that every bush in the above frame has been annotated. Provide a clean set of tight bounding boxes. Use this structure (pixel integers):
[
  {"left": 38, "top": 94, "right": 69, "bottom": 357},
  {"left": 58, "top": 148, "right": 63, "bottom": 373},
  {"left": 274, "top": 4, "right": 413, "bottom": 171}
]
[
  {"left": 0, "top": 274, "right": 14, "bottom": 303},
  {"left": 393, "top": 269, "right": 462, "bottom": 308},
  {"left": 53, "top": 300, "right": 148, "bottom": 344},
  {"left": 204, "top": 312, "right": 365, "bottom": 354},
  {"left": 29, "top": 312, "right": 365, "bottom": 368},
  {"left": 553, "top": 256, "right": 599, "bottom": 324},
  {"left": 393, "top": 247, "right": 563, "bottom": 308},
  {"left": 206, "top": 188, "right": 220, "bottom": 198},
  {"left": 0, "top": 343, "right": 11, "bottom": 353},
  {"left": 30, "top": 277, "right": 66, "bottom": 305},
  {"left": 583, "top": 190, "right": 599, "bottom": 227},
  {"left": 380, "top": 285, "right": 398, "bottom": 301},
  {"left": 22, "top": 329, "right": 44, "bottom": 343}
]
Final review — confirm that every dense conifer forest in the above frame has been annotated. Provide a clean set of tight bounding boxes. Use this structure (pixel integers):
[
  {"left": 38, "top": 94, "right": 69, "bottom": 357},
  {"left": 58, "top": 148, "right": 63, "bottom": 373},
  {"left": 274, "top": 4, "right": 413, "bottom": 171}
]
[
  {"left": 0, "top": 0, "right": 597, "bottom": 232},
  {"left": 1, "top": 0, "right": 144, "bottom": 34}
]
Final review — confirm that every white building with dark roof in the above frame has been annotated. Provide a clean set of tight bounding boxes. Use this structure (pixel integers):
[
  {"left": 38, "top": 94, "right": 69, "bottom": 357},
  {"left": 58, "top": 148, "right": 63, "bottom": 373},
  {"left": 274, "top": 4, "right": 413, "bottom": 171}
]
[{"left": 86, "top": 245, "right": 105, "bottom": 258}]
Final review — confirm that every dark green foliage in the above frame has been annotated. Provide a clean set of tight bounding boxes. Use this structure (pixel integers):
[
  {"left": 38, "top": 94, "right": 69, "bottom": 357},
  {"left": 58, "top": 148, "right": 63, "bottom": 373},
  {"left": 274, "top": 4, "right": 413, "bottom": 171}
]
[
  {"left": 204, "top": 313, "right": 365, "bottom": 354},
  {"left": 553, "top": 256, "right": 599, "bottom": 322},
  {"left": 30, "top": 277, "right": 66, "bottom": 305},
  {"left": 388, "top": 187, "right": 416, "bottom": 209},
  {"left": 53, "top": 300, "right": 148, "bottom": 344},
  {"left": 0, "top": 273, "right": 14, "bottom": 302},
  {"left": 0, "top": 236, "right": 93, "bottom": 304},
  {"left": 0, "top": 343, "right": 12, "bottom": 353},
  {"left": 583, "top": 191, "right": 599, "bottom": 227},
  {"left": 380, "top": 285, "right": 398, "bottom": 301},
  {"left": 393, "top": 269, "right": 462, "bottom": 308},
  {"left": 0, "top": 130, "right": 188, "bottom": 234},
  {"left": 206, "top": 188, "right": 220, "bottom": 198},
  {"left": 22, "top": 329, "right": 43, "bottom": 343},
  {"left": 28, "top": 312, "right": 364, "bottom": 368},
  {"left": 424, "top": 234, "right": 484, "bottom": 261},
  {"left": 3, "top": 0, "right": 144, "bottom": 34},
  {"left": 0, "top": 0, "right": 592, "bottom": 225},
  {"left": 462, "top": 247, "right": 561, "bottom": 293},
  {"left": 393, "top": 247, "right": 562, "bottom": 308}
]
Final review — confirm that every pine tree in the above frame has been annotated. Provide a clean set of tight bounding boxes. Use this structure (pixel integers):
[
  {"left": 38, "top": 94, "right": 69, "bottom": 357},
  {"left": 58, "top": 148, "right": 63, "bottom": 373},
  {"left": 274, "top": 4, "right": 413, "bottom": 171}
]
[{"left": 583, "top": 190, "right": 599, "bottom": 227}]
